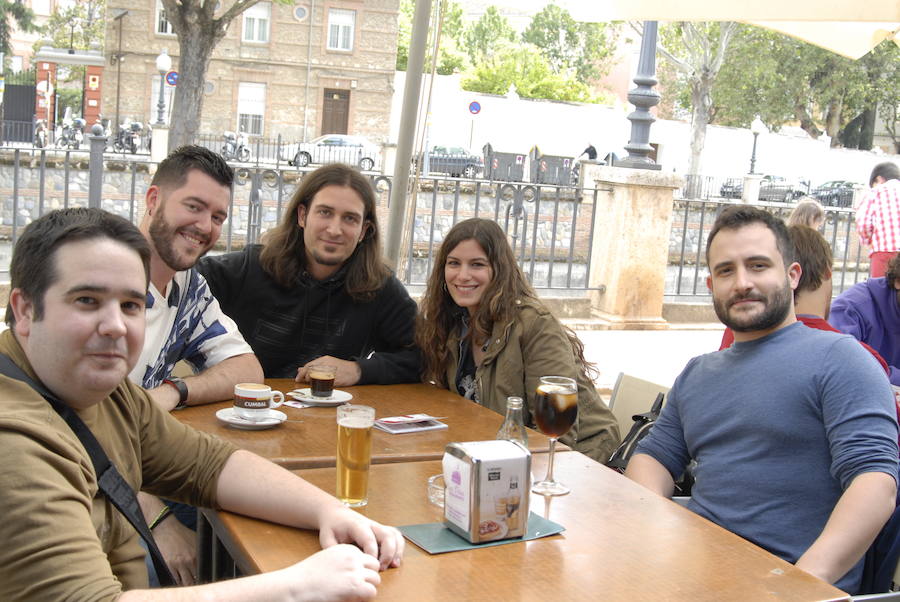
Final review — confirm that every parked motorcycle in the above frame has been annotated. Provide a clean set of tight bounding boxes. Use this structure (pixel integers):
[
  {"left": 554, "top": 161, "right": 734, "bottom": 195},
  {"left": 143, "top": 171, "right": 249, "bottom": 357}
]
[
  {"left": 114, "top": 120, "right": 142, "bottom": 154},
  {"left": 33, "top": 119, "right": 48, "bottom": 148},
  {"left": 221, "top": 129, "right": 251, "bottom": 162},
  {"left": 55, "top": 117, "right": 86, "bottom": 150}
]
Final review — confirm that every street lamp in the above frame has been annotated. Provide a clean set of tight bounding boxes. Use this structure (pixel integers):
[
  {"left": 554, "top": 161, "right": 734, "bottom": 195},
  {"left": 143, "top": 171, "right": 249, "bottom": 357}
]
[
  {"left": 155, "top": 49, "right": 172, "bottom": 125},
  {"left": 749, "top": 116, "right": 765, "bottom": 175}
]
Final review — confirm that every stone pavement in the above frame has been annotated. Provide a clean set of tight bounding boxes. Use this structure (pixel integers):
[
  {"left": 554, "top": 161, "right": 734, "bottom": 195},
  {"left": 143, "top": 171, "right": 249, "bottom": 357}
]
[{"left": 574, "top": 325, "right": 725, "bottom": 392}]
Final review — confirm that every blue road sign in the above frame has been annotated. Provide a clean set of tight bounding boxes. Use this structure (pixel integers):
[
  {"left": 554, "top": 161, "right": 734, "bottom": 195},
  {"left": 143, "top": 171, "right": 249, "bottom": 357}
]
[
  {"left": 469, "top": 101, "right": 481, "bottom": 115},
  {"left": 165, "top": 71, "right": 178, "bottom": 86}
]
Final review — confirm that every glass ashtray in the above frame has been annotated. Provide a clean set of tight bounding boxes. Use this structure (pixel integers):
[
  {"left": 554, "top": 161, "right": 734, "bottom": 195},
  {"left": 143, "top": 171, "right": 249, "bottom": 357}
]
[{"left": 427, "top": 473, "right": 445, "bottom": 508}]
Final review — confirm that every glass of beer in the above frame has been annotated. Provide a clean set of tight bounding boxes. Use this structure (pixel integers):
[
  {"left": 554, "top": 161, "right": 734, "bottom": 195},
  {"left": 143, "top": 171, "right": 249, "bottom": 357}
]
[
  {"left": 336, "top": 404, "right": 375, "bottom": 507},
  {"left": 532, "top": 375, "right": 578, "bottom": 496}
]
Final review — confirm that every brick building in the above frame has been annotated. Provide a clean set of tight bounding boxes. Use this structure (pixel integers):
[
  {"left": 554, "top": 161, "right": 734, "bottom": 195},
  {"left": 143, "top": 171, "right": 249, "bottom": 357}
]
[{"left": 102, "top": 0, "right": 400, "bottom": 144}]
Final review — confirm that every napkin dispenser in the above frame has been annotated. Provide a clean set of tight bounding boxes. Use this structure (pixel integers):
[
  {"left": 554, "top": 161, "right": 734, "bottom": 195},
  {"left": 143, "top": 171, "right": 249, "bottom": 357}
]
[{"left": 442, "top": 440, "right": 531, "bottom": 544}]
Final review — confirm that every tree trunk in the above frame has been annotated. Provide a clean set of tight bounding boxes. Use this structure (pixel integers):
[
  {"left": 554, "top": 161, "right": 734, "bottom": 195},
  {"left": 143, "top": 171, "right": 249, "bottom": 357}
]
[
  {"left": 169, "top": 33, "right": 217, "bottom": 151},
  {"left": 687, "top": 77, "right": 712, "bottom": 181},
  {"left": 794, "top": 103, "right": 821, "bottom": 139},
  {"left": 161, "top": 0, "right": 245, "bottom": 152},
  {"left": 824, "top": 100, "right": 843, "bottom": 147}
]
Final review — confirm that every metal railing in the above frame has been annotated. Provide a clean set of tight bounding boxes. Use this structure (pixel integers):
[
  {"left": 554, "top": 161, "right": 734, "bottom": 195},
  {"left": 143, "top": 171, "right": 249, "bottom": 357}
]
[
  {"left": 0, "top": 142, "right": 600, "bottom": 291},
  {"left": 667, "top": 197, "right": 867, "bottom": 299}
]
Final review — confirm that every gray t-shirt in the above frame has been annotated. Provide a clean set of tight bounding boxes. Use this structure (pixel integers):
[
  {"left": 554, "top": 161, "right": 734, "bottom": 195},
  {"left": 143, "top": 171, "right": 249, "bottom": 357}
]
[{"left": 637, "top": 322, "right": 899, "bottom": 593}]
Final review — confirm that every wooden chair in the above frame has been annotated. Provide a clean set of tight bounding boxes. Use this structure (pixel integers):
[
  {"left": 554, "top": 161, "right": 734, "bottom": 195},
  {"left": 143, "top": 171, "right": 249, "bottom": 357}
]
[{"left": 608, "top": 372, "right": 671, "bottom": 439}]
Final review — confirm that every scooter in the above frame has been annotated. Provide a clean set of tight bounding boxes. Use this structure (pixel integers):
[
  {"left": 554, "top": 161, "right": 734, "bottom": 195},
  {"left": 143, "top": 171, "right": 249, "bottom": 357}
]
[
  {"left": 113, "top": 120, "right": 142, "bottom": 154},
  {"left": 221, "top": 129, "right": 251, "bottom": 162},
  {"left": 54, "top": 117, "right": 86, "bottom": 150}
]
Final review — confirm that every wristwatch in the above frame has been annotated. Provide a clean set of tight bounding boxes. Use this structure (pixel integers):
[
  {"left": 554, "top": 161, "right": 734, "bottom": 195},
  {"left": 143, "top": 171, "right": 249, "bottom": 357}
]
[{"left": 162, "top": 377, "right": 189, "bottom": 409}]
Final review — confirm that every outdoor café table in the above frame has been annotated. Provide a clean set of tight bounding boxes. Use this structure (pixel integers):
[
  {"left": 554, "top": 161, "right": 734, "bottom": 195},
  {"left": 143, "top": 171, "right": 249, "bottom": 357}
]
[
  {"left": 174, "top": 379, "right": 560, "bottom": 469},
  {"left": 199, "top": 452, "right": 848, "bottom": 601}
]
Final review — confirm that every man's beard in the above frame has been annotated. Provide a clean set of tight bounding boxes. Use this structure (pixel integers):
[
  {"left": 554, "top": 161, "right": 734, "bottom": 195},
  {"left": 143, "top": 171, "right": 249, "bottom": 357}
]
[
  {"left": 149, "top": 211, "right": 210, "bottom": 272},
  {"left": 713, "top": 278, "right": 793, "bottom": 333}
]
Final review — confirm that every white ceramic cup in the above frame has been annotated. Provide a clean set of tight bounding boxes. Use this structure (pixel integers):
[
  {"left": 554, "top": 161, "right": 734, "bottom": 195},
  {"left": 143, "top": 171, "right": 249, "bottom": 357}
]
[{"left": 233, "top": 383, "right": 284, "bottom": 422}]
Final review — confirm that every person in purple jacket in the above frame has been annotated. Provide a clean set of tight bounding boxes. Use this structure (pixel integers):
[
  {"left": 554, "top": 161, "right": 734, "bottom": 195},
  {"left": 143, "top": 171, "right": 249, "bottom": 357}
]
[{"left": 829, "top": 253, "right": 900, "bottom": 386}]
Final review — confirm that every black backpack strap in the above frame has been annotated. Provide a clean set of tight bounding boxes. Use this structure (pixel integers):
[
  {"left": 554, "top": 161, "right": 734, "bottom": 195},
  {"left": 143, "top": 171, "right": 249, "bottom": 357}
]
[{"left": 0, "top": 354, "right": 177, "bottom": 587}]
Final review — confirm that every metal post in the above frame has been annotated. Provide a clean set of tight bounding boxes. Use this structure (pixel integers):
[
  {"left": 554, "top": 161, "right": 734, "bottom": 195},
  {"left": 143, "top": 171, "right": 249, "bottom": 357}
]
[
  {"left": 156, "top": 73, "right": 166, "bottom": 125},
  {"left": 113, "top": 10, "right": 128, "bottom": 141},
  {"left": 88, "top": 123, "right": 106, "bottom": 209},
  {"left": 385, "top": 0, "right": 432, "bottom": 268},
  {"left": 618, "top": 21, "right": 662, "bottom": 171},
  {"left": 749, "top": 132, "right": 759, "bottom": 175}
]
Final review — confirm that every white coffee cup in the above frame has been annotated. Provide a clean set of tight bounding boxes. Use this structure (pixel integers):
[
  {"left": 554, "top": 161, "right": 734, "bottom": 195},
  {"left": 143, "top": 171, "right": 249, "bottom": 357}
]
[{"left": 233, "top": 383, "right": 284, "bottom": 422}]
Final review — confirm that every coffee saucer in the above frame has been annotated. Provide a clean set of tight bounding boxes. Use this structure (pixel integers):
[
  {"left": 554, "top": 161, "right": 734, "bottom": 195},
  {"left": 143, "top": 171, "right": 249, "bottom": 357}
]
[
  {"left": 216, "top": 407, "right": 287, "bottom": 430},
  {"left": 288, "top": 388, "right": 353, "bottom": 406}
]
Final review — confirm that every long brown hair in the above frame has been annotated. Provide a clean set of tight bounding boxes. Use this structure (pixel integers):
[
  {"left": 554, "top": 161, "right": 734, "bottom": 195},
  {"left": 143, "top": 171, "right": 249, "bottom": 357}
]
[
  {"left": 259, "top": 164, "right": 389, "bottom": 300},
  {"left": 417, "top": 218, "right": 595, "bottom": 386}
]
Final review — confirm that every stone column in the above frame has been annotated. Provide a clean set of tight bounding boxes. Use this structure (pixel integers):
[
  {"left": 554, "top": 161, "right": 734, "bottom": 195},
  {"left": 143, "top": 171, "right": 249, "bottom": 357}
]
[
  {"left": 742, "top": 174, "right": 763, "bottom": 203},
  {"left": 586, "top": 164, "right": 683, "bottom": 329},
  {"left": 151, "top": 124, "right": 169, "bottom": 164}
]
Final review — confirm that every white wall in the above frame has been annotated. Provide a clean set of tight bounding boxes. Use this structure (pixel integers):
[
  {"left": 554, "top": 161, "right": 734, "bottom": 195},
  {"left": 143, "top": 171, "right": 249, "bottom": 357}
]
[{"left": 390, "top": 71, "right": 900, "bottom": 186}]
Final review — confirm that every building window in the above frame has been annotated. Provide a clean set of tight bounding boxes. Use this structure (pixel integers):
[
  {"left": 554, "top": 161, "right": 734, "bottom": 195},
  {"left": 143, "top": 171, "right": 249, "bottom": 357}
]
[
  {"left": 10, "top": 56, "right": 23, "bottom": 73},
  {"left": 242, "top": 2, "right": 270, "bottom": 43},
  {"left": 148, "top": 75, "right": 175, "bottom": 125},
  {"left": 237, "top": 82, "right": 266, "bottom": 136},
  {"left": 156, "top": 0, "right": 174, "bottom": 35},
  {"left": 327, "top": 9, "right": 355, "bottom": 52}
]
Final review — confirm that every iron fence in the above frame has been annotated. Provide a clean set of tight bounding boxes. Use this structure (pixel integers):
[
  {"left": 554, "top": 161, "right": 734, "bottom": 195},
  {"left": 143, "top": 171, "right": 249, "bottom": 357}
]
[
  {"left": 667, "top": 197, "right": 867, "bottom": 299},
  {"left": 0, "top": 144, "right": 600, "bottom": 291},
  {"left": 0, "top": 143, "right": 868, "bottom": 297}
]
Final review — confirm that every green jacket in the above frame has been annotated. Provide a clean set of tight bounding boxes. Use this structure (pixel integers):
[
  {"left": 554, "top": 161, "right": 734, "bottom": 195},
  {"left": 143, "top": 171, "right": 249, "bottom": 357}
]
[{"left": 443, "top": 299, "right": 620, "bottom": 462}]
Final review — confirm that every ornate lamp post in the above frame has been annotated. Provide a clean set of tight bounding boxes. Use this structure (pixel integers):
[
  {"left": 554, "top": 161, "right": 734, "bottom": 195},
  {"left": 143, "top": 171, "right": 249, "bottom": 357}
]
[
  {"left": 749, "top": 116, "right": 765, "bottom": 175},
  {"left": 155, "top": 49, "right": 172, "bottom": 125}
]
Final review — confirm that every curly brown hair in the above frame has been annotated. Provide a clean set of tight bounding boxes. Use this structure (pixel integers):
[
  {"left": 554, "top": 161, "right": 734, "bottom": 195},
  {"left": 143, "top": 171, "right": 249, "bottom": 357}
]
[{"left": 417, "top": 218, "right": 594, "bottom": 386}]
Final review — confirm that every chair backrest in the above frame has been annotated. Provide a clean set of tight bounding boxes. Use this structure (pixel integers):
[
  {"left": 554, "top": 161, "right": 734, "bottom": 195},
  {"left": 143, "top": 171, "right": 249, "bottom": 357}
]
[{"left": 608, "top": 373, "right": 671, "bottom": 438}]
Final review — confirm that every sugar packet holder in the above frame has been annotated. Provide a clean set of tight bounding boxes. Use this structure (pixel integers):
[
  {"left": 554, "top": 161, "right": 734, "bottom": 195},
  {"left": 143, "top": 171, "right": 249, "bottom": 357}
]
[{"left": 374, "top": 414, "right": 448, "bottom": 434}]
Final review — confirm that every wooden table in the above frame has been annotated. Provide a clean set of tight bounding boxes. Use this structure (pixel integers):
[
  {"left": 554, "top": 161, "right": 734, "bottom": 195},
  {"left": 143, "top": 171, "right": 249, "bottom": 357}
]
[
  {"left": 203, "top": 453, "right": 848, "bottom": 601},
  {"left": 176, "top": 380, "right": 558, "bottom": 469}
]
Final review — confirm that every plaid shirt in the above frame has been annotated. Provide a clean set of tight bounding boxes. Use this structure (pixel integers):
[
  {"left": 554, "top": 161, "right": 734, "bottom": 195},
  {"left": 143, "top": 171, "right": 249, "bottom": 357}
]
[{"left": 857, "top": 178, "right": 900, "bottom": 253}]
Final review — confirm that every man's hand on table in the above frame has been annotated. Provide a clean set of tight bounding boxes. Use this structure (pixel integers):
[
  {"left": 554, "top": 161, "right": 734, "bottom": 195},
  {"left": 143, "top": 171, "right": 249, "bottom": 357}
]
[
  {"left": 283, "top": 545, "right": 380, "bottom": 601},
  {"left": 317, "top": 506, "right": 404, "bottom": 571},
  {"left": 296, "top": 356, "right": 362, "bottom": 387}
]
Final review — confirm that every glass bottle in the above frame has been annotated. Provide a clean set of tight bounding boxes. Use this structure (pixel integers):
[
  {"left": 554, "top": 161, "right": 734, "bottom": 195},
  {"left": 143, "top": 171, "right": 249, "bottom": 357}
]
[{"left": 496, "top": 396, "right": 528, "bottom": 448}]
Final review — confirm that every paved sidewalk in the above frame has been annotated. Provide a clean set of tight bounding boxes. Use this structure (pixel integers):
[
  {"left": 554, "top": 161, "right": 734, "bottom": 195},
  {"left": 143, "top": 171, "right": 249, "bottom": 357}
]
[{"left": 575, "top": 326, "right": 725, "bottom": 391}]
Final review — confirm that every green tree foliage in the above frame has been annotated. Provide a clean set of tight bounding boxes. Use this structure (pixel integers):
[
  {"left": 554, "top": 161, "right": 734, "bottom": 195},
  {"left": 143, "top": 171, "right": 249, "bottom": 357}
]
[
  {"left": 870, "top": 44, "right": 900, "bottom": 153},
  {"left": 396, "top": 0, "right": 466, "bottom": 75},
  {"left": 461, "top": 44, "right": 593, "bottom": 103},
  {"left": 521, "top": 3, "right": 619, "bottom": 84},
  {"left": 462, "top": 6, "right": 515, "bottom": 65},
  {"left": 706, "top": 25, "right": 899, "bottom": 149},
  {"left": 0, "top": 0, "right": 36, "bottom": 60}
]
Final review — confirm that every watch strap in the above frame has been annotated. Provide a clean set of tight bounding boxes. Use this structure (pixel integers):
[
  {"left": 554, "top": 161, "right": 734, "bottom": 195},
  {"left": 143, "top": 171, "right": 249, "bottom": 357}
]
[{"left": 162, "top": 377, "right": 189, "bottom": 408}]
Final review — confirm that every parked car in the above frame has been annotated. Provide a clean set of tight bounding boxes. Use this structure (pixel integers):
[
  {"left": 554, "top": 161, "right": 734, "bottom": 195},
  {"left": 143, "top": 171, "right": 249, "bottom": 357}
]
[
  {"left": 718, "top": 175, "right": 808, "bottom": 202},
  {"left": 417, "top": 145, "right": 484, "bottom": 178},
  {"left": 280, "top": 134, "right": 379, "bottom": 170},
  {"left": 811, "top": 180, "right": 858, "bottom": 207}
]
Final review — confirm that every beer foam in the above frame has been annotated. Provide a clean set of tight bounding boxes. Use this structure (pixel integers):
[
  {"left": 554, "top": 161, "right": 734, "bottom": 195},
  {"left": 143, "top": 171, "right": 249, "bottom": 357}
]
[{"left": 338, "top": 416, "right": 372, "bottom": 429}]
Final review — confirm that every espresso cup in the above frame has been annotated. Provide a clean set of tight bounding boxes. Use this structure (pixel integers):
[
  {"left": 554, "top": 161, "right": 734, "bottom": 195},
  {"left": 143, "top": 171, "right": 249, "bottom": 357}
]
[
  {"left": 233, "top": 383, "right": 284, "bottom": 421},
  {"left": 308, "top": 363, "right": 337, "bottom": 398}
]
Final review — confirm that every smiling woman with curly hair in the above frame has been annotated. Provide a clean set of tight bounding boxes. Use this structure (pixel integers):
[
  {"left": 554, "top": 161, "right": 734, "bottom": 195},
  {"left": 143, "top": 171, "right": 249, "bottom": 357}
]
[{"left": 416, "top": 218, "right": 620, "bottom": 462}]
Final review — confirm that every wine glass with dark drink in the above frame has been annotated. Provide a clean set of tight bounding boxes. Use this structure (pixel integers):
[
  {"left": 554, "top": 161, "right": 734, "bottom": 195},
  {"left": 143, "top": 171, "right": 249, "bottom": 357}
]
[{"left": 532, "top": 375, "right": 578, "bottom": 496}]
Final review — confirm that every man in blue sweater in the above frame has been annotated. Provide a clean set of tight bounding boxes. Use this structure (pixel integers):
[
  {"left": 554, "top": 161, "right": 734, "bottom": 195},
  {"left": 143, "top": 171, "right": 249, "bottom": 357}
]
[{"left": 627, "top": 205, "right": 898, "bottom": 594}]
